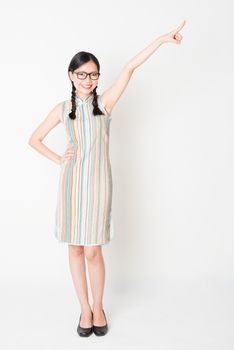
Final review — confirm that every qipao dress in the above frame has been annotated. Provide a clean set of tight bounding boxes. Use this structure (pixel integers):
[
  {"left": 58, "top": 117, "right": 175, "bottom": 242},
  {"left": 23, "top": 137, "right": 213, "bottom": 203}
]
[{"left": 54, "top": 93, "right": 114, "bottom": 246}]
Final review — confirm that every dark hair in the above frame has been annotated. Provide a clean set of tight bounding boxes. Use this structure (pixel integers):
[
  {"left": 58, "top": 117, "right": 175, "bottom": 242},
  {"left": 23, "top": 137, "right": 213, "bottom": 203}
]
[{"left": 67, "top": 51, "right": 104, "bottom": 119}]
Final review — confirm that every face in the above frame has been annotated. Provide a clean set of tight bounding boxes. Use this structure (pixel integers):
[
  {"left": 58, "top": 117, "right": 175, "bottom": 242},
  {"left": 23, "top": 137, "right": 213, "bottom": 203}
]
[{"left": 69, "top": 61, "right": 99, "bottom": 97}]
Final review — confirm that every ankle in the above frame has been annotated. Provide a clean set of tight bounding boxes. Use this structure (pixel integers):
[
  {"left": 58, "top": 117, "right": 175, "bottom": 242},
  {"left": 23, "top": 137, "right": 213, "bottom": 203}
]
[
  {"left": 92, "top": 304, "right": 104, "bottom": 312},
  {"left": 81, "top": 303, "right": 92, "bottom": 312}
]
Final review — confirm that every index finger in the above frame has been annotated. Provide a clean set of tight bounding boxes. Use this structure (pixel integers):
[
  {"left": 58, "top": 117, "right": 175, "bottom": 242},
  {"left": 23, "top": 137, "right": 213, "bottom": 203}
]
[{"left": 174, "top": 20, "right": 186, "bottom": 34}]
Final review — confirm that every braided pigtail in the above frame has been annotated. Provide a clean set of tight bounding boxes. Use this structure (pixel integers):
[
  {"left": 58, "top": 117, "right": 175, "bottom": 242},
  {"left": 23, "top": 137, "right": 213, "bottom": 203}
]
[
  {"left": 68, "top": 81, "right": 77, "bottom": 120},
  {"left": 92, "top": 86, "right": 105, "bottom": 116}
]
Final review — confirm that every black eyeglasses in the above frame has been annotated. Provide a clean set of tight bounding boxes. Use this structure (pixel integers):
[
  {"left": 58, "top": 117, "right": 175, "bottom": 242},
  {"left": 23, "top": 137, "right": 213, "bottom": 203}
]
[{"left": 73, "top": 71, "right": 100, "bottom": 80}]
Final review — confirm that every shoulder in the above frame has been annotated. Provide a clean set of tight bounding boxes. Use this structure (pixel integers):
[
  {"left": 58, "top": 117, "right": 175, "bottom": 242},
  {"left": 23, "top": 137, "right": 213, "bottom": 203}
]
[
  {"left": 97, "top": 94, "right": 112, "bottom": 117},
  {"left": 58, "top": 100, "right": 70, "bottom": 123}
]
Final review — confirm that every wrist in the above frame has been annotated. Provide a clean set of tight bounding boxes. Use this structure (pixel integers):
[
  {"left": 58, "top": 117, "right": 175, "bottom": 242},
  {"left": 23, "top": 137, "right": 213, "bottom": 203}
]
[
  {"left": 56, "top": 156, "right": 62, "bottom": 165},
  {"left": 156, "top": 36, "right": 165, "bottom": 45}
]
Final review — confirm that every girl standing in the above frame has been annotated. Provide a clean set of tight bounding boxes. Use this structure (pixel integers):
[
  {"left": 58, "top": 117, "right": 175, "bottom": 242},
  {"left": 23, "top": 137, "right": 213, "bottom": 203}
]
[{"left": 28, "top": 20, "right": 186, "bottom": 337}]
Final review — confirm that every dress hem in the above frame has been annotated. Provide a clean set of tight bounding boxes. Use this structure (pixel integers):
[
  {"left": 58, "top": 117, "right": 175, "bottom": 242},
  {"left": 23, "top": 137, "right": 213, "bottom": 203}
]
[{"left": 54, "top": 234, "right": 113, "bottom": 246}]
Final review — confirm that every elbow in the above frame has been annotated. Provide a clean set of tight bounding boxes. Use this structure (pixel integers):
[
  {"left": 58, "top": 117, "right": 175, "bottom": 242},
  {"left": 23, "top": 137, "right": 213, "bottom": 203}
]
[
  {"left": 28, "top": 137, "right": 33, "bottom": 147},
  {"left": 124, "top": 64, "right": 135, "bottom": 75},
  {"left": 28, "top": 135, "right": 34, "bottom": 146},
  {"left": 28, "top": 135, "right": 39, "bottom": 148}
]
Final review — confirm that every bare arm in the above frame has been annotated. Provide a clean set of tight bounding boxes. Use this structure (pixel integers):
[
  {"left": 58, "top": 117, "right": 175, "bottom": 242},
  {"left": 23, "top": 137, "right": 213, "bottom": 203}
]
[
  {"left": 28, "top": 102, "right": 63, "bottom": 165},
  {"left": 101, "top": 20, "right": 186, "bottom": 115}
]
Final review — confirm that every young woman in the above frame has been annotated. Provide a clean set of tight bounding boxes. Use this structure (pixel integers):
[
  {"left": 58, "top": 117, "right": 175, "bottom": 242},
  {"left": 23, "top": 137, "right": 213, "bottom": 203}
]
[{"left": 28, "top": 20, "right": 186, "bottom": 337}]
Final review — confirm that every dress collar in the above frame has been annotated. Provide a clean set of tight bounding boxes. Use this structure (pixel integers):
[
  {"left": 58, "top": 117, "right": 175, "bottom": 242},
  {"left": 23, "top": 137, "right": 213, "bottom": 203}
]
[{"left": 75, "top": 93, "right": 93, "bottom": 104}]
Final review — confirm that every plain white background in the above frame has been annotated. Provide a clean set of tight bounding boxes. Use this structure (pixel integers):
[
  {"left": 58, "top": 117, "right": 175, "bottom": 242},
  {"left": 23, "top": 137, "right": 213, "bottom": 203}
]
[{"left": 0, "top": 0, "right": 233, "bottom": 349}]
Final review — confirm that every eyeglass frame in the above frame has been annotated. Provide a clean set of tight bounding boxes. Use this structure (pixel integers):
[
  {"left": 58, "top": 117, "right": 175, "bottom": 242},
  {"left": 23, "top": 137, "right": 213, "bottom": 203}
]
[{"left": 73, "top": 71, "right": 100, "bottom": 80}]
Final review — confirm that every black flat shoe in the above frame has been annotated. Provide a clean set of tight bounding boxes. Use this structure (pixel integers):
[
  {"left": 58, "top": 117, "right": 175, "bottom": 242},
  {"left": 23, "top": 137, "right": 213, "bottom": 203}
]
[
  {"left": 93, "top": 309, "right": 108, "bottom": 336},
  {"left": 77, "top": 311, "right": 93, "bottom": 337}
]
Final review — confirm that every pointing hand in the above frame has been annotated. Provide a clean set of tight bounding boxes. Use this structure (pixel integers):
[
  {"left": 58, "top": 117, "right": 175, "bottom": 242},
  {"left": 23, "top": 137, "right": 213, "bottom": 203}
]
[{"left": 159, "top": 20, "right": 186, "bottom": 45}]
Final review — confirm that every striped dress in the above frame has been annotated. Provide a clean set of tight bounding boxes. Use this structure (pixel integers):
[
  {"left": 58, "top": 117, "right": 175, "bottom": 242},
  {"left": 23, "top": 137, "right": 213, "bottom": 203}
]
[{"left": 54, "top": 93, "right": 114, "bottom": 246}]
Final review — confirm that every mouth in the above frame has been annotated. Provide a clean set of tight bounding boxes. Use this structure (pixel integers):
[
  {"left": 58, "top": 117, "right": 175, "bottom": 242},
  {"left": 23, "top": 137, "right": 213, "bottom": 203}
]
[{"left": 81, "top": 84, "right": 92, "bottom": 90}]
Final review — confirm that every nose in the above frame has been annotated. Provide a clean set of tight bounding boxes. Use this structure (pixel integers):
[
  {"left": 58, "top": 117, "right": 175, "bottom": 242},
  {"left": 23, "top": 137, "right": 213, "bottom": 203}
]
[{"left": 85, "top": 76, "right": 92, "bottom": 82}]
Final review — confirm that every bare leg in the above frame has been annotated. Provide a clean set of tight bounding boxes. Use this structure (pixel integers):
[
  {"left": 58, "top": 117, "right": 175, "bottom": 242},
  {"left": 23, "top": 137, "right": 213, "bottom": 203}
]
[
  {"left": 84, "top": 246, "right": 106, "bottom": 326},
  {"left": 68, "top": 245, "right": 92, "bottom": 327}
]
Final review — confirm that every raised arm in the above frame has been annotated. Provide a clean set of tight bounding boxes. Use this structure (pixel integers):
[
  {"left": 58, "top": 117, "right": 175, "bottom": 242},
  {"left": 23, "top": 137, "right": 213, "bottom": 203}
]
[{"left": 101, "top": 20, "right": 186, "bottom": 115}]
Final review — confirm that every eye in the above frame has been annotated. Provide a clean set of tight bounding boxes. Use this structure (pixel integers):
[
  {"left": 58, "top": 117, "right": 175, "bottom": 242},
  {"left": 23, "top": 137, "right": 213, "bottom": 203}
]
[{"left": 77, "top": 72, "right": 86, "bottom": 78}]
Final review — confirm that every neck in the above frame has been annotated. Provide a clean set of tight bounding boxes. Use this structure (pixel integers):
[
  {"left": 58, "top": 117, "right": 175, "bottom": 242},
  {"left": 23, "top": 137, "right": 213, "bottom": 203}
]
[{"left": 75, "top": 92, "right": 93, "bottom": 101}]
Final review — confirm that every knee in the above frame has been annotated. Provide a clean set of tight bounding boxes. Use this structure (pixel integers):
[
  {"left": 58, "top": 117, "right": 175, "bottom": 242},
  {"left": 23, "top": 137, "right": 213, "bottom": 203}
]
[
  {"left": 84, "top": 246, "right": 102, "bottom": 261},
  {"left": 68, "top": 245, "right": 84, "bottom": 257}
]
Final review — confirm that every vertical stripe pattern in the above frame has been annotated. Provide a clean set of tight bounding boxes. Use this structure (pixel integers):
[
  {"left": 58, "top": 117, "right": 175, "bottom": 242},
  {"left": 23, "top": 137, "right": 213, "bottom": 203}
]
[{"left": 54, "top": 94, "right": 114, "bottom": 246}]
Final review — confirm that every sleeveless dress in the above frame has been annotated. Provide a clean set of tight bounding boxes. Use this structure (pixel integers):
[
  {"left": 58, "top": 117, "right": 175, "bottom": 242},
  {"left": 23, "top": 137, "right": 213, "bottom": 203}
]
[{"left": 54, "top": 93, "right": 114, "bottom": 246}]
